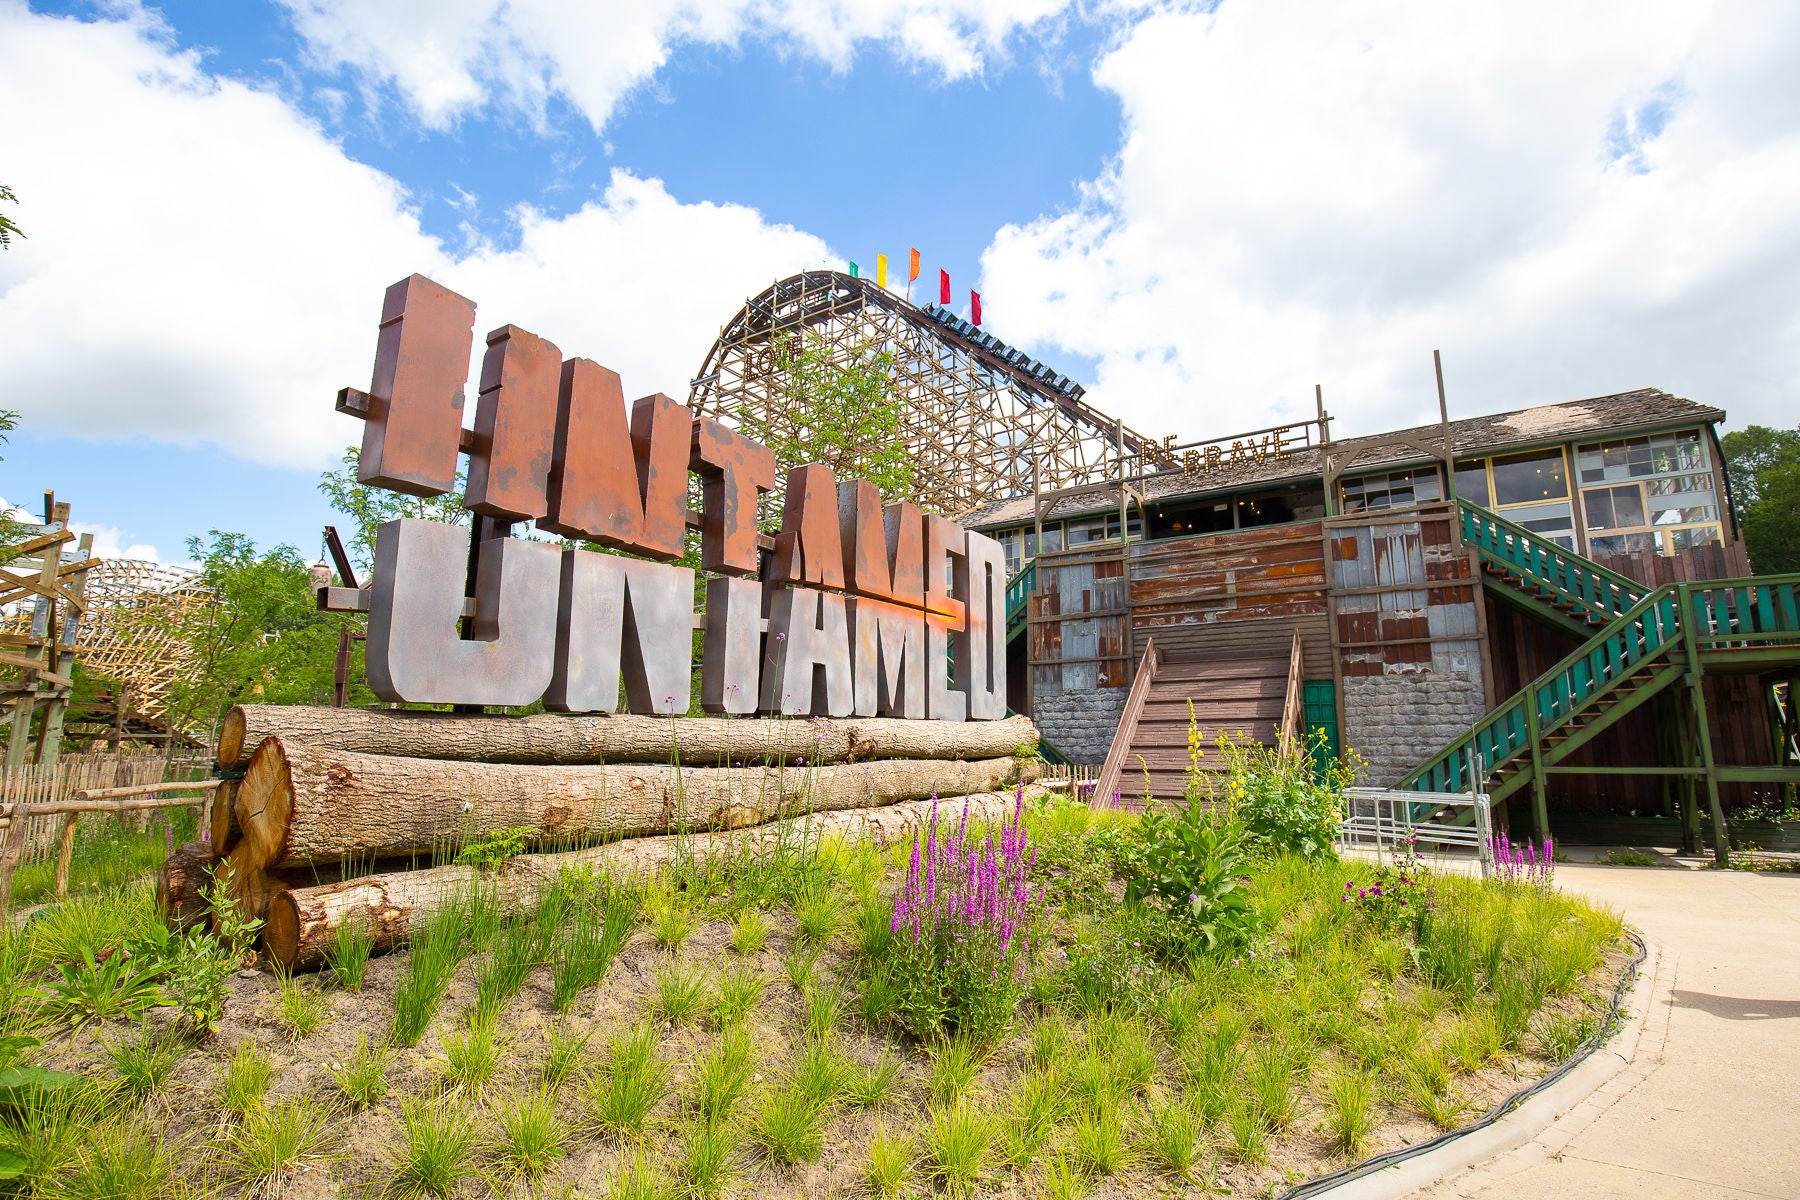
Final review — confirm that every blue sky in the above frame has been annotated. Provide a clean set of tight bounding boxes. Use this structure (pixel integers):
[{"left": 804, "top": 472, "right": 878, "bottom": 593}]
[{"left": 3, "top": 1, "right": 1797, "bottom": 567}]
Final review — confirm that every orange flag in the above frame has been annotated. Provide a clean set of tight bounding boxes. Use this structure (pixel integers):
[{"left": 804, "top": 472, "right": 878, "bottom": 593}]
[{"left": 908, "top": 248, "right": 921, "bottom": 282}]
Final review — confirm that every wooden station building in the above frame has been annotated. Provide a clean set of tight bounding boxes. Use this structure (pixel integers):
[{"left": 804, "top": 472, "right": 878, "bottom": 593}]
[{"left": 965, "top": 387, "right": 1800, "bottom": 846}]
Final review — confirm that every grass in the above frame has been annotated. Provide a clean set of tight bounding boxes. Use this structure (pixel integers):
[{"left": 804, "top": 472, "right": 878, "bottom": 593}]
[
  {"left": 492, "top": 1087, "right": 568, "bottom": 1185},
  {"left": 1326, "top": 1068, "right": 1377, "bottom": 1158},
  {"left": 224, "top": 1098, "right": 337, "bottom": 1190},
  {"left": 654, "top": 960, "right": 713, "bottom": 1025},
  {"left": 927, "top": 1037, "right": 986, "bottom": 1107},
  {"left": 390, "top": 1096, "right": 483, "bottom": 1199},
  {"left": 864, "top": 1123, "right": 915, "bottom": 1199},
  {"left": 794, "top": 886, "right": 841, "bottom": 947},
  {"left": 215, "top": 1041, "right": 275, "bottom": 1115},
  {"left": 103, "top": 1025, "right": 185, "bottom": 1099},
  {"left": 49, "top": 1114, "right": 180, "bottom": 1200},
  {"left": 551, "top": 888, "right": 637, "bottom": 1011},
  {"left": 610, "top": 1149, "right": 680, "bottom": 1200},
  {"left": 275, "top": 969, "right": 331, "bottom": 1038},
  {"left": 389, "top": 897, "right": 472, "bottom": 1047},
  {"left": 713, "top": 962, "right": 767, "bottom": 1025},
  {"left": 587, "top": 1021, "right": 667, "bottom": 1139},
  {"left": 1002, "top": 1067, "right": 1065, "bottom": 1167},
  {"left": 690, "top": 1022, "right": 758, "bottom": 1125},
  {"left": 441, "top": 1022, "right": 505, "bottom": 1094},
  {"left": 679, "top": 1119, "right": 741, "bottom": 1199},
  {"left": 845, "top": 1050, "right": 904, "bottom": 1108},
  {"left": 802, "top": 977, "right": 846, "bottom": 1037},
  {"left": 650, "top": 901, "right": 698, "bottom": 952},
  {"left": 1069, "top": 1105, "right": 1132, "bottom": 1177},
  {"left": 791, "top": 1035, "right": 850, "bottom": 1109},
  {"left": 782, "top": 944, "right": 820, "bottom": 992},
  {"left": 323, "top": 912, "right": 376, "bottom": 990},
  {"left": 748, "top": 1084, "right": 827, "bottom": 1164},
  {"left": 1143, "top": 1095, "right": 1204, "bottom": 1180},
  {"left": 542, "top": 1023, "right": 592, "bottom": 1090},
  {"left": 924, "top": 1100, "right": 997, "bottom": 1195},
  {"left": 331, "top": 1034, "right": 391, "bottom": 1110},
  {"left": 729, "top": 906, "right": 771, "bottom": 955}
]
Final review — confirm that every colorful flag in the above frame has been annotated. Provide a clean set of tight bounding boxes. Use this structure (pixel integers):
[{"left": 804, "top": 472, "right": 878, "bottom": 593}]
[
  {"left": 908, "top": 248, "right": 921, "bottom": 282},
  {"left": 971, "top": 290, "right": 982, "bottom": 326},
  {"left": 848, "top": 261, "right": 859, "bottom": 278},
  {"left": 939, "top": 269, "right": 950, "bottom": 305},
  {"left": 876, "top": 254, "right": 887, "bottom": 289}
]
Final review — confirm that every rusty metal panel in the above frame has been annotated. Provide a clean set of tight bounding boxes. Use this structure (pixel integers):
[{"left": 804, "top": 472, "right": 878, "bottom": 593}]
[
  {"left": 701, "top": 575, "right": 762, "bottom": 714},
  {"left": 691, "top": 418, "right": 776, "bottom": 577},
  {"left": 358, "top": 275, "right": 476, "bottom": 497},
  {"left": 366, "top": 518, "right": 559, "bottom": 705},
  {"left": 957, "top": 531, "right": 1007, "bottom": 720},
  {"left": 923, "top": 514, "right": 966, "bottom": 623},
  {"left": 847, "top": 597, "right": 926, "bottom": 718},
  {"left": 770, "top": 465, "right": 846, "bottom": 589},
  {"left": 539, "top": 375, "right": 690, "bottom": 560},
  {"left": 838, "top": 480, "right": 892, "bottom": 599},
  {"left": 541, "top": 357, "right": 624, "bottom": 541},
  {"left": 762, "top": 587, "right": 854, "bottom": 716},
  {"left": 884, "top": 502, "right": 925, "bottom": 607},
  {"left": 926, "top": 612, "right": 967, "bottom": 721},
  {"left": 546, "top": 549, "right": 694, "bottom": 714},
  {"left": 466, "top": 324, "right": 560, "bottom": 519}
]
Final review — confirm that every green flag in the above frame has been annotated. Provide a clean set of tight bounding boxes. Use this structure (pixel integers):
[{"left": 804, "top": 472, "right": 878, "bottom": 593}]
[{"left": 848, "top": 261, "right": 859, "bottom": 278}]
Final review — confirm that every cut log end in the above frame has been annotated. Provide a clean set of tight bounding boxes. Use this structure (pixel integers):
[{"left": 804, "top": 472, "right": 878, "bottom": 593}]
[
  {"left": 217, "top": 706, "right": 248, "bottom": 771},
  {"left": 209, "top": 779, "right": 239, "bottom": 853},
  {"left": 264, "top": 892, "right": 300, "bottom": 971},
  {"left": 156, "top": 840, "right": 219, "bottom": 931},
  {"left": 236, "top": 736, "right": 295, "bottom": 872}
]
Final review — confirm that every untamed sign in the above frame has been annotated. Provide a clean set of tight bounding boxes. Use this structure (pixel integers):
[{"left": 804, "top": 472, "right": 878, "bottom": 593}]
[{"left": 334, "top": 274, "right": 1007, "bottom": 723}]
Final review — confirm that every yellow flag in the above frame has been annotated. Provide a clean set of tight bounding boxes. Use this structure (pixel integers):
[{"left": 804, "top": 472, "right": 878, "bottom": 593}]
[{"left": 876, "top": 254, "right": 888, "bottom": 290}]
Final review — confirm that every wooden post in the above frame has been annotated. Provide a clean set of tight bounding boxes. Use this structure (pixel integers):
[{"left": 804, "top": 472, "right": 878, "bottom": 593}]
[
  {"left": 1524, "top": 693, "right": 1549, "bottom": 841},
  {"left": 333, "top": 623, "right": 352, "bottom": 708},
  {"left": 1677, "top": 584, "right": 1729, "bottom": 865},
  {"left": 53, "top": 811, "right": 79, "bottom": 899}
]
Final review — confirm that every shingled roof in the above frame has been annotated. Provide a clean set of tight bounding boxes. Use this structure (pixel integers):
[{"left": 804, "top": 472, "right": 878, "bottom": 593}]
[{"left": 963, "top": 388, "right": 1724, "bottom": 530}]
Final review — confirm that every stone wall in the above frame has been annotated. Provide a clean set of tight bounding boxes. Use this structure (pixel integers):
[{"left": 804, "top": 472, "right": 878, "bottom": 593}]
[
  {"left": 1032, "top": 687, "right": 1126, "bottom": 766},
  {"left": 1342, "top": 671, "right": 1488, "bottom": 786}
]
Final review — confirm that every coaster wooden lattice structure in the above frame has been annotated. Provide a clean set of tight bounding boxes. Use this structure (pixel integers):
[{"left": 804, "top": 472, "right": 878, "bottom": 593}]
[
  {"left": 0, "top": 492, "right": 93, "bottom": 771},
  {"left": 688, "top": 270, "right": 1179, "bottom": 518}
]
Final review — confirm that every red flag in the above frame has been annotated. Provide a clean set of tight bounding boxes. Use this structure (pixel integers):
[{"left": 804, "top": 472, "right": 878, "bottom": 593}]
[
  {"left": 971, "top": 290, "right": 982, "bottom": 326},
  {"left": 908, "top": 248, "right": 921, "bottom": 282},
  {"left": 939, "top": 269, "right": 950, "bottom": 306}
]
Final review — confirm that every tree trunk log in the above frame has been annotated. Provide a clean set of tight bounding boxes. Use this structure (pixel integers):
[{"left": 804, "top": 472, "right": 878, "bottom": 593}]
[
  {"left": 235, "top": 737, "right": 1036, "bottom": 872},
  {"left": 263, "top": 786, "right": 1047, "bottom": 970},
  {"left": 209, "top": 780, "right": 239, "bottom": 854},
  {"left": 217, "top": 706, "right": 1038, "bottom": 770},
  {"left": 156, "top": 840, "right": 220, "bottom": 931}
]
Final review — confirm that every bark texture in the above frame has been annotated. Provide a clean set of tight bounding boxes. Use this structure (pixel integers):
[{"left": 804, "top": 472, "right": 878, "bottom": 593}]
[
  {"left": 208, "top": 780, "right": 239, "bottom": 854},
  {"left": 264, "top": 785, "right": 1045, "bottom": 969},
  {"left": 217, "top": 705, "right": 1037, "bottom": 770},
  {"left": 155, "top": 840, "right": 220, "bottom": 931},
  {"left": 235, "top": 737, "right": 1036, "bottom": 871}
]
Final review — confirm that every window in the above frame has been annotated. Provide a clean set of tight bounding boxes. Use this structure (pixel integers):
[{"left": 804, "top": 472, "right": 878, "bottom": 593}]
[
  {"left": 1583, "top": 485, "right": 1646, "bottom": 532},
  {"left": 1576, "top": 429, "right": 1722, "bottom": 557},
  {"left": 1340, "top": 468, "right": 1443, "bottom": 513},
  {"left": 1454, "top": 461, "right": 1491, "bottom": 506},
  {"left": 1491, "top": 449, "right": 1570, "bottom": 506}
]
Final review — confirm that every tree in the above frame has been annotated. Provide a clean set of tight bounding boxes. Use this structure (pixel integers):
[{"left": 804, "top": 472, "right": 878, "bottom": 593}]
[
  {"left": 0, "top": 409, "right": 26, "bottom": 562},
  {"left": 0, "top": 184, "right": 22, "bottom": 250},
  {"left": 741, "top": 332, "right": 916, "bottom": 504},
  {"left": 1743, "top": 460, "right": 1800, "bottom": 574},
  {"left": 1720, "top": 425, "right": 1800, "bottom": 516},
  {"left": 318, "top": 445, "right": 467, "bottom": 574},
  {"left": 164, "top": 532, "right": 369, "bottom": 732}
]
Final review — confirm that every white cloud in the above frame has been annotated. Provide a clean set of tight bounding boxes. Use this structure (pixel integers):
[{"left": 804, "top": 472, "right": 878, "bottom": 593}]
[
  {"left": 276, "top": 0, "right": 1070, "bottom": 132},
  {"left": 0, "top": 2, "right": 832, "bottom": 470},
  {"left": 0, "top": 497, "right": 165, "bottom": 566},
  {"left": 983, "top": 2, "right": 1800, "bottom": 439}
]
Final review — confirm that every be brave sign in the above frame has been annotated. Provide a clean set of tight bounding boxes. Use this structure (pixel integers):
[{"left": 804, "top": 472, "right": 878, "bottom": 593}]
[{"left": 332, "top": 274, "right": 1006, "bottom": 723}]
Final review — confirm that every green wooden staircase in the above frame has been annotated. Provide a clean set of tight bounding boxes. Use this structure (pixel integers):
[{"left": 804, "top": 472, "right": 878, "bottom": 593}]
[
  {"left": 1460, "top": 502, "right": 1644, "bottom": 637},
  {"left": 1396, "top": 568, "right": 1800, "bottom": 855}
]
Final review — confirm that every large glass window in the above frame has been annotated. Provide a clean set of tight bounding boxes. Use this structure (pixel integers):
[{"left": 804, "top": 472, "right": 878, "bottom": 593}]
[
  {"left": 1490, "top": 449, "right": 1570, "bottom": 506},
  {"left": 1454, "top": 461, "right": 1491, "bottom": 506},
  {"left": 1575, "top": 428, "right": 1722, "bottom": 555},
  {"left": 1340, "top": 468, "right": 1443, "bottom": 513}
]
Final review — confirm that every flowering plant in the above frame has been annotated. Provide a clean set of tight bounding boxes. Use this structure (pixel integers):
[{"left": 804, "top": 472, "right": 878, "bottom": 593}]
[
  {"left": 1342, "top": 833, "right": 1430, "bottom": 933},
  {"left": 1490, "top": 832, "right": 1555, "bottom": 888},
  {"left": 1121, "top": 796, "right": 1260, "bottom": 958},
  {"left": 882, "top": 789, "right": 1042, "bottom": 1043}
]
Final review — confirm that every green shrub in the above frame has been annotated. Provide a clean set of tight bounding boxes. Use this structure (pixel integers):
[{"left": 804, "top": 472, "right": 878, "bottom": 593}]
[
  {"left": 1121, "top": 799, "right": 1259, "bottom": 959},
  {"left": 1212, "top": 729, "right": 1352, "bottom": 861}
]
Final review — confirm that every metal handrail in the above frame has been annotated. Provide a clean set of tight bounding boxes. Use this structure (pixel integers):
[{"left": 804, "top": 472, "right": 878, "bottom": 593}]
[{"left": 1339, "top": 785, "right": 1495, "bottom": 877}]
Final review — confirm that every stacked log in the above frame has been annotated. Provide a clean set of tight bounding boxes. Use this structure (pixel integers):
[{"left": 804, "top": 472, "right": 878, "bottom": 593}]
[{"left": 170, "top": 705, "right": 1045, "bottom": 968}]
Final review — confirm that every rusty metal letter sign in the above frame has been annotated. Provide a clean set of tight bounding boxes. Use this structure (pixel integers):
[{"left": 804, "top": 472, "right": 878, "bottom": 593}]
[{"left": 336, "top": 273, "right": 1009, "bottom": 720}]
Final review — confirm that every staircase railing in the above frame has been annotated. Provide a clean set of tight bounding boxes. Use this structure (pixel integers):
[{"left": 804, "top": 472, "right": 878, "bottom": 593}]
[
  {"left": 1093, "top": 637, "right": 1159, "bottom": 808},
  {"left": 1399, "top": 584, "right": 1685, "bottom": 794},
  {"left": 1004, "top": 561, "right": 1037, "bottom": 637},
  {"left": 1278, "top": 631, "right": 1305, "bottom": 761},
  {"left": 1461, "top": 501, "right": 1644, "bottom": 626},
  {"left": 1398, "top": 571, "right": 1800, "bottom": 798}
]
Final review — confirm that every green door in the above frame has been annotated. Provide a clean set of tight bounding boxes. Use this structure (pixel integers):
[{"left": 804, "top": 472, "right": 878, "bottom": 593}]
[{"left": 1302, "top": 680, "right": 1341, "bottom": 779}]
